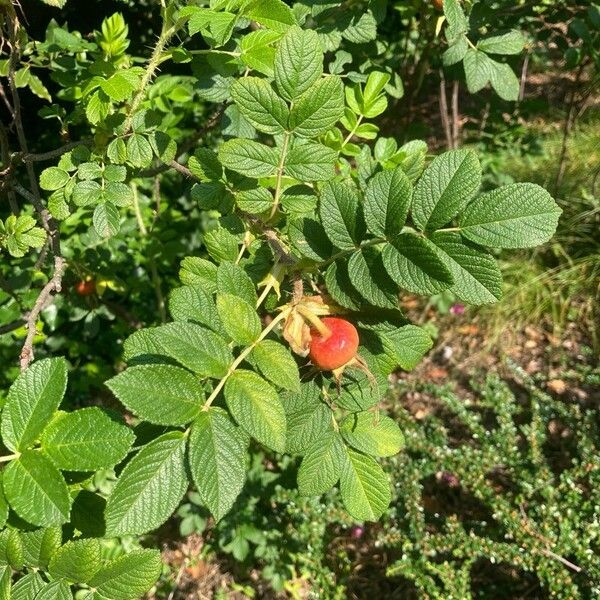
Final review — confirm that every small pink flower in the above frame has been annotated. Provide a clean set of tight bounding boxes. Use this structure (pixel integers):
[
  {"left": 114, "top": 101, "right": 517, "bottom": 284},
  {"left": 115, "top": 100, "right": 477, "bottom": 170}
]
[
  {"left": 350, "top": 525, "right": 364, "bottom": 539},
  {"left": 450, "top": 304, "right": 465, "bottom": 315}
]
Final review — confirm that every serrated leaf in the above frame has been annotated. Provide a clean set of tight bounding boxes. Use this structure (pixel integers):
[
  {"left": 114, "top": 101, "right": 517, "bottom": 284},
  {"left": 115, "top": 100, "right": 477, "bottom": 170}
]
[
  {"left": 216, "top": 294, "right": 261, "bottom": 345},
  {"left": 93, "top": 202, "right": 120, "bottom": 238},
  {"left": 412, "top": 149, "right": 481, "bottom": 232},
  {"left": 219, "top": 139, "right": 279, "bottom": 178},
  {"left": 319, "top": 180, "right": 365, "bottom": 250},
  {"left": 288, "top": 217, "right": 333, "bottom": 261},
  {"left": 236, "top": 188, "right": 273, "bottom": 214},
  {"left": 0, "top": 566, "right": 9, "bottom": 600},
  {"left": 243, "top": 0, "right": 297, "bottom": 33},
  {"left": 11, "top": 572, "right": 44, "bottom": 600},
  {"left": 106, "top": 364, "right": 204, "bottom": 426},
  {"left": 347, "top": 248, "right": 399, "bottom": 309},
  {"left": 289, "top": 76, "right": 344, "bottom": 138},
  {"left": 3, "top": 451, "right": 70, "bottom": 527},
  {"left": 477, "top": 30, "right": 525, "bottom": 55},
  {"left": 168, "top": 285, "right": 223, "bottom": 334},
  {"left": 381, "top": 233, "right": 454, "bottom": 294},
  {"left": 336, "top": 371, "right": 381, "bottom": 412},
  {"left": 251, "top": 339, "right": 300, "bottom": 391},
  {"left": 126, "top": 134, "right": 153, "bottom": 168},
  {"left": 339, "top": 448, "right": 390, "bottom": 521},
  {"left": 274, "top": 26, "right": 323, "bottom": 100},
  {"left": 297, "top": 433, "right": 345, "bottom": 495},
  {"left": 100, "top": 72, "right": 136, "bottom": 102},
  {"left": 72, "top": 180, "right": 102, "bottom": 207},
  {"left": 39, "top": 167, "right": 69, "bottom": 191},
  {"left": 230, "top": 77, "right": 289, "bottom": 135},
  {"left": 34, "top": 580, "right": 73, "bottom": 600},
  {"left": 216, "top": 262, "right": 257, "bottom": 306},
  {"left": 285, "top": 142, "right": 337, "bottom": 182},
  {"left": 123, "top": 323, "right": 232, "bottom": 378},
  {"left": 224, "top": 370, "right": 286, "bottom": 453},
  {"left": 0, "top": 483, "right": 7, "bottom": 530},
  {"left": 179, "top": 257, "right": 218, "bottom": 291},
  {"left": 431, "top": 231, "right": 502, "bottom": 304},
  {"left": 382, "top": 324, "right": 433, "bottom": 371},
  {"left": 48, "top": 538, "right": 101, "bottom": 584},
  {"left": 324, "top": 259, "right": 362, "bottom": 311},
  {"left": 463, "top": 49, "right": 493, "bottom": 94},
  {"left": 364, "top": 166, "right": 412, "bottom": 238},
  {"left": 1, "top": 357, "right": 67, "bottom": 452},
  {"left": 341, "top": 412, "right": 404, "bottom": 457},
  {"left": 282, "top": 382, "right": 332, "bottom": 455},
  {"left": 188, "top": 149, "right": 222, "bottom": 182},
  {"left": 488, "top": 59, "right": 520, "bottom": 101},
  {"left": 443, "top": 36, "right": 468, "bottom": 66},
  {"left": 105, "top": 433, "right": 188, "bottom": 536},
  {"left": 20, "top": 527, "right": 61, "bottom": 570},
  {"left": 88, "top": 549, "right": 161, "bottom": 600},
  {"left": 0, "top": 528, "right": 23, "bottom": 570},
  {"left": 40, "top": 407, "right": 135, "bottom": 471},
  {"left": 188, "top": 409, "right": 246, "bottom": 521},
  {"left": 459, "top": 183, "right": 561, "bottom": 249}
]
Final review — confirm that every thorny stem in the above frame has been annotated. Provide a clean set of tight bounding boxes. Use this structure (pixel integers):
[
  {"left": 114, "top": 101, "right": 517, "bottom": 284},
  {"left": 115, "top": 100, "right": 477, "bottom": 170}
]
[
  {"left": 270, "top": 131, "right": 290, "bottom": 220},
  {"left": 202, "top": 308, "right": 292, "bottom": 410},
  {"left": 123, "top": 12, "right": 177, "bottom": 134}
]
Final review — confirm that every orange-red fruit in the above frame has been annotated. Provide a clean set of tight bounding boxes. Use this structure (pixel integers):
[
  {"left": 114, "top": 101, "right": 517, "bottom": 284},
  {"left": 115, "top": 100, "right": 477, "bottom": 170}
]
[
  {"left": 309, "top": 317, "right": 359, "bottom": 371},
  {"left": 75, "top": 280, "right": 96, "bottom": 296},
  {"left": 433, "top": 0, "right": 444, "bottom": 10}
]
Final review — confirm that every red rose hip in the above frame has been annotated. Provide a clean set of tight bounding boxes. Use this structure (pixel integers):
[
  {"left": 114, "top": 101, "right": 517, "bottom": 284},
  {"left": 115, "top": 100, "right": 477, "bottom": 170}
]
[
  {"left": 74, "top": 280, "right": 96, "bottom": 296},
  {"left": 309, "top": 317, "right": 359, "bottom": 371}
]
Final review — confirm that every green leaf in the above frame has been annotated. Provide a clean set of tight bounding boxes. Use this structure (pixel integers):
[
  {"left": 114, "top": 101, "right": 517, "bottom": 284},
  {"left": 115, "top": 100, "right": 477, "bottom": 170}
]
[
  {"left": 460, "top": 183, "right": 561, "bottom": 249},
  {"left": 340, "top": 412, "right": 404, "bottom": 457},
  {"left": 104, "top": 182, "right": 132, "bottom": 206},
  {"left": 443, "top": 0, "right": 468, "bottom": 42},
  {"left": 105, "top": 433, "right": 188, "bottom": 536},
  {"left": 324, "top": 259, "right": 362, "bottom": 311},
  {"left": 281, "top": 184, "right": 317, "bottom": 215},
  {"left": 240, "top": 30, "right": 280, "bottom": 77},
  {"left": 382, "top": 324, "right": 433, "bottom": 371},
  {"left": 100, "top": 72, "right": 137, "bottom": 102},
  {"left": 382, "top": 233, "right": 454, "bottom": 295},
  {"left": 183, "top": 7, "right": 236, "bottom": 46},
  {"left": 0, "top": 528, "right": 23, "bottom": 570},
  {"left": 48, "top": 538, "right": 101, "bottom": 584},
  {"left": 282, "top": 382, "right": 332, "bottom": 455},
  {"left": 443, "top": 36, "right": 468, "bottom": 66},
  {"left": 236, "top": 188, "right": 273, "bottom": 214},
  {"left": 477, "top": 30, "right": 525, "bottom": 55},
  {"left": 92, "top": 202, "right": 120, "bottom": 238},
  {"left": 193, "top": 181, "right": 231, "bottom": 211},
  {"left": 285, "top": 142, "right": 337, "bottom": 181},
  {"left": 297, "top": 433, "right": 345, "bottom": 495},
  {"left": 463, "top": 49, "right": 493, "bottom": 94},
  {"left": 179, "top": 257, "right": 218, "bottom": 291},
  {"left": 72, "top": 180, "right": 102, "bottom": 207},
  {"left": 289, "top": 76, "right": 344, "bottom": 138},
  {"left": 412, "top": 149, "right": 481, "bottom": 232},
  {"left": 364, "top": 166, "right": 412, "bottom": 238},
  {"left": 219, "top": 139, "right": 279, "bottom": 178},
  {"left": 431, "top": 231, "right": 502, "bottom": 304},
  {"left": 1, "top": 357, "right": 67, "bottom": 452},
  {"left": 274, "top": 26, "right": 323, "bottom": 101},
  {"left": 0, "top": 483, "right": 7, "bottom": 530},
  {"left": 40, "top": 407, "right": 135, "bottom": 471},
  {"left": 251, "top": 339, "right": 300, "bottom": 392},
  {"left": 126, "top": 134, "right": 153, "bottom": 168},
  {"left": 106, "top": 364, "right": 204, "bottom": 426},
  {"left": 319, "top": 180, "right": 365, "bottom": 250},
  {"left": 188, "top": 149, "right": 222, "bottom": 182},
  {"left": 347, "top": 248, "right": 399, "bottom": 309},
  {"left": 123, "top": 323, "right": 232, "bottom": 378},
  {"left": 0, "top": 566, "right": 9, "bottom": 600},
  {"left": 169, "top": 285, "right": 223, "bottom": 334},
  {"left": 88, "top": 549, "right": 161, "bottom": 600},
  {"left": 11, "top": 572, "right": 44, "bottom": 600},
  {"left": 488, "top": 59, "right": 520, "bottom": 101},
  {"left": 216, "top": 294, "right": 261, "bottom": 345},
  {"left": 86, "top": 91, "right": 110, "bottom": 125},
  {"left": 20, "top": 526, "right": 61, "bottom": 570},
  {"left": 224, "top": 370, "right": 286, "bottom": 453},
  {"left": 337, "top": 371, "right": 381, "bottom": 412},
  {"left": 34, "top": 580, "right": 73, "bottom": 600},
  {"left": 230, "top": 77, "right": 289, "bottom": 135},
  {"left": 342, "top": 11, "right": 377, "bottom": 44},
  {"left": 288, "top": 217, "right": 333, "bottom": 262},
  {"left": 339, "top": 448, "right": 391, "bottom": 521},
  {"left": 204, "top": 227, "right": 240, "bottom": 263},
  {"left": 39, "top": 167, "right": 69, "bottom": 191},
  {"left": 188, "top": 409, "right": 247, "bottom": 521},
  {"left": 149, "top": 131, "right": 177, "bottom": 163},
  {"left": 216, "top": 262, "right": 257, "bottom": 306},
  {"left": 3, "top": 451, "right": 70, "bottom": 526},
  {"left": 243, "top": 0, "right": 297, "bottom": 33}
]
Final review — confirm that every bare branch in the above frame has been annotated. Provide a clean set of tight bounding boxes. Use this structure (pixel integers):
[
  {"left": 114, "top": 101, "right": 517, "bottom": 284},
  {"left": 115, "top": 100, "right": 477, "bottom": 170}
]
[
  {"left": 22, "top": 139, "right": 93, "bottom": 163},
  {"left": 0, "top": 318, "right": 26, "bottom": 336}
]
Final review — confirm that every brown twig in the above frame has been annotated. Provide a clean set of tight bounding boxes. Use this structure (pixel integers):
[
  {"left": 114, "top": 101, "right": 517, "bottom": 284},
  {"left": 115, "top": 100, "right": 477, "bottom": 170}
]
[
  {"left": 519, "top": 52, "right": 530, "bottom": 102},
  {"left": 0, "top": 318, "right": 26, "bottom": 336},
  {"left": 451, "top": 79, "right": 460, "bottom": 149},
  {"left": 0, "top": 121, "right": 18, "bottom": 213},
  {"left": 439, "top": 70, "right": 453, "bottom": 150}
]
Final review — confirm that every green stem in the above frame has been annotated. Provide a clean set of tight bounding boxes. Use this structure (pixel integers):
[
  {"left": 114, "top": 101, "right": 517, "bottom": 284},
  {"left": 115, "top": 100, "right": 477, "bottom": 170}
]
[
  {"left": 341, "top": 114, "right": 363, "bottom": 149},
  {"left": 202, "top": 308, "right": 292, "bottom": 410},
  {"left": 321, "top": 237, "right": 386, "bottom": 268},
  {"left": 123, "top": 15, "right": 177, "bottom": 134},
  {"left": 270, "top": 132, "right": 291, "bottom": 220},
  {"left": 0, "top": 453, "right": 19, "bottom": 463}
]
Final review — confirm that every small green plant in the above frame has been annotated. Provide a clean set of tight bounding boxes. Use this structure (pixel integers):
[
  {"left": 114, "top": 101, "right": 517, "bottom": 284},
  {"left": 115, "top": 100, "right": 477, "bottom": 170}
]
[{"left": 384, "top": 371, "right": 600, "bottom": 599}]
